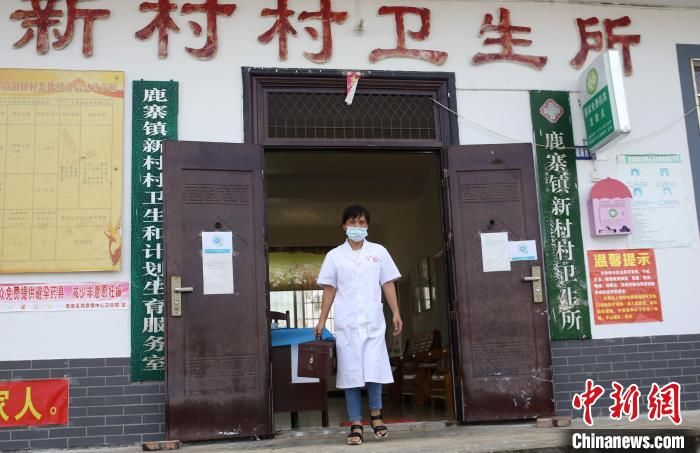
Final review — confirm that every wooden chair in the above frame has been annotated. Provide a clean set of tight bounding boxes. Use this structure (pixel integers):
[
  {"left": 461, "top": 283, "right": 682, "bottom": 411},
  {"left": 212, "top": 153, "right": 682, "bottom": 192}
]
[
  {"left": 269, "top": 310, "right": 290, "bottom": 328},
  {"left": 397, "top": 330, "right": 440, "bottom": 406},
  {"left": 428, "top": 347, "right": 454, "bottom": 418}
]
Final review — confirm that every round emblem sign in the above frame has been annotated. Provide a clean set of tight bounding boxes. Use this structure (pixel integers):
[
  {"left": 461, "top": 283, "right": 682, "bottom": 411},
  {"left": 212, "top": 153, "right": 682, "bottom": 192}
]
[
  {"left": 586, "top": 68, "right": 599, "bottom": 95},
  {"left": 608, "top": 208, "right": 618, "bottom": 218}
]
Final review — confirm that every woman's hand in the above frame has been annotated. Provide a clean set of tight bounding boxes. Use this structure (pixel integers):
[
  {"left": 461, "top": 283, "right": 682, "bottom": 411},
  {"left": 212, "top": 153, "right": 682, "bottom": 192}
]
[
  {"left": 314, "top": 321, "right": 325, "bottom": 338},
  {"left": 392, "top": 313, "right": 403, "bottom": 336}
]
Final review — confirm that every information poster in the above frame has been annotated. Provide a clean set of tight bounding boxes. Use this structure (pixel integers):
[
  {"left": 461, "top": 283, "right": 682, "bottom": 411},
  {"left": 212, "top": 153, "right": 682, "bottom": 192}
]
[
  {"left": 509, "top": 240, "right": 538, "bottom": 261},
  {"left": 0, "top": 69, "right": 124, "bottom": 273},
  {"left": 618, "top": 154, "right": 692, "bottom": 248},
  {"left": 0, "top": 282, "right": 129, "bottom": 312},
  {"left": 588, "top": 249, "right": 662, "bottom": 324},
  {"left": 480, "top": 232, "right": 511, "bottom": 272},
  {"left": 202, "top": 231, "right": 234, "bottom": 295}
]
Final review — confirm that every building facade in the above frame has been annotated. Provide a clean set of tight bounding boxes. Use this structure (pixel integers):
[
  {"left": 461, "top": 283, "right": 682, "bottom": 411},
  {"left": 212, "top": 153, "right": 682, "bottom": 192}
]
[{"left": 0, "top": 0, "right": 699, "bottom": 449}]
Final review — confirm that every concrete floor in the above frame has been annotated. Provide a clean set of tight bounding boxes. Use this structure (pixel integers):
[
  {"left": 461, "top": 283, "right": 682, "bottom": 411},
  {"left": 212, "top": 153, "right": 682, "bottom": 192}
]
[
  {"left": 274, "top": 394, "right": 450, "bottom": 430},
  {"left": 60, "top": 410, "right": 700, "bottom": 453}
]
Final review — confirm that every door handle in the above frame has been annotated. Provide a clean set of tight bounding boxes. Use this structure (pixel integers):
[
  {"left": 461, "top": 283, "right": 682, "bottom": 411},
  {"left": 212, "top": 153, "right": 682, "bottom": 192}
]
[
  {"left": 523, "top": 266, "right": 543, "bottom": 303},
  {"left": 171, "top": 276, "right": 193, "bottom": 317}
]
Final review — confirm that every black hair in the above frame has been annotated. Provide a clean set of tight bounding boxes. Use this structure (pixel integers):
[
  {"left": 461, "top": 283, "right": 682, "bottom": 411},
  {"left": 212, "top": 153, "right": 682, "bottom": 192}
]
[{"left": 342, "top": 205, "right": 370, "bottom": 225}]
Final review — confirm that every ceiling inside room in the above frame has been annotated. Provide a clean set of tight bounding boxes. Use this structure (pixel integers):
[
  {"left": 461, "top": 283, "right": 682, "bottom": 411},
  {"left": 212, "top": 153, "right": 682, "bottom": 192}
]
[
  {"left": 265, "top": 152, "right": 439, "bottom": 241},
  {"left": 266, "top": 152, "right": 438, "bottom": 205}
]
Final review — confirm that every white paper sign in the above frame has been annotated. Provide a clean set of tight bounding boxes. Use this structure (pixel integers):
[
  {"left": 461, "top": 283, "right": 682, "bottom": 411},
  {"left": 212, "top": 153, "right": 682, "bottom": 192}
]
[
  {"left": 480, "top": 232, "right": 511, "bottom": 272},
  {"left": 202, "top": 232, "right": 234, "bottom": 295},
  {"left": 509, "top": 240, "right": 538, "bottom": 261},
  {"left": 290, "top": 344, "right": 320, "bottom": 384}
]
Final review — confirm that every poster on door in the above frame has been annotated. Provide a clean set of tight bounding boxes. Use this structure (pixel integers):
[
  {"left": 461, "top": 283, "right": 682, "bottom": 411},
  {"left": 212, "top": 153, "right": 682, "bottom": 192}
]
[
  {"left": 617, "top": 154, "right": 692, "bottom": 249},
  {"left": 587, "top": 249, "right": 662, "bottom": 324},
  {"left": 202, "top": 231, "right": 234, "bottom": 295}
]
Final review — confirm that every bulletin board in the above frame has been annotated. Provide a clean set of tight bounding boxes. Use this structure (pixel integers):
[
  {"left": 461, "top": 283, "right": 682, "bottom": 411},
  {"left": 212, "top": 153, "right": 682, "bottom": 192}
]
[{"left": 0, "top": 69, "right": 124, "bottom": 273}]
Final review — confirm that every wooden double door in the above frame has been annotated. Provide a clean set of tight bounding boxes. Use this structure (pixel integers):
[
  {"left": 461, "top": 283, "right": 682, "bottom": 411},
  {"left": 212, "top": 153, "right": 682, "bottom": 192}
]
[{"left": 162, "top": 141, "right": 553, "bottom": 441}]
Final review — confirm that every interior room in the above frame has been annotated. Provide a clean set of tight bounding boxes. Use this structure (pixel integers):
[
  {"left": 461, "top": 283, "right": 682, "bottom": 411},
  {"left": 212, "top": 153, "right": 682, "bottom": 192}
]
[{"left": 266, "top": 151, "right": 453, "bottom": 430}]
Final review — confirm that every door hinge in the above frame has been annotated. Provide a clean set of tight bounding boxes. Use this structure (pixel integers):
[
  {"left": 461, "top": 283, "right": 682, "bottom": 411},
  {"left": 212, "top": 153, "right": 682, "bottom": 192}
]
[
  {"left": 441, "top": 169, "right": 449, "bottom": 188},
  {"left": 446, "top": 230, "right": 453, "bottom": 252}
]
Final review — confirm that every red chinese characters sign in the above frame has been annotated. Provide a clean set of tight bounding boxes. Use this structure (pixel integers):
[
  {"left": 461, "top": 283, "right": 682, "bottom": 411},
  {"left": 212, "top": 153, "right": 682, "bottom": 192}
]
[
  {"left": 0, "top": 379, "right": 68, "bottom": 428},
  {"left": 10, "top": 0, "right": 110, "bottom": 57},
  {"left": 570, "top": 16, "right": 640, "bottom": 76},
  {"left": 7, "top": 2, "right": 643, "bottom": 75},
  {"left": 588, "top": 249, "right": 662, "bottom": 325}
]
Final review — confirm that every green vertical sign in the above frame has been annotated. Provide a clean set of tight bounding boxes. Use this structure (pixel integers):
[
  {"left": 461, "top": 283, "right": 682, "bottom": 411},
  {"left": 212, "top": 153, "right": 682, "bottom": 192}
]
[
  {"left": 530, "top": 91, "right": 591, "bottom": 340},
  {"left": 131, "top": 81, "right": 179, "bottom": 381}
]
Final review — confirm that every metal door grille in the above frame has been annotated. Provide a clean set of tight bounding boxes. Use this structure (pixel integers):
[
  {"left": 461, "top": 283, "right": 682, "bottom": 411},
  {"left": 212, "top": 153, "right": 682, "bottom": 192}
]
[{"left": 267, "top": 92, "right": 437, "bottom": 141}]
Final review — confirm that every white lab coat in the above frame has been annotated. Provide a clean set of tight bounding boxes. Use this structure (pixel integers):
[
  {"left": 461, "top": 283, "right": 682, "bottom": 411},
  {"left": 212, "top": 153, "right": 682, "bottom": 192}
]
[{"left": 317, "top": 240, "right": 401, "bottom": 389}]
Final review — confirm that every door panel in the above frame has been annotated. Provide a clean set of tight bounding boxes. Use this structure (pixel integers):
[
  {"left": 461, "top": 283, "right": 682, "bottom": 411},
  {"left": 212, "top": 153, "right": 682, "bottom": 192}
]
[
  {"left": 448, "top": 143, "right": 553, "bottom": 422},
  {"left": 163, "top": 141, "right": 271, "bottom": 441}
]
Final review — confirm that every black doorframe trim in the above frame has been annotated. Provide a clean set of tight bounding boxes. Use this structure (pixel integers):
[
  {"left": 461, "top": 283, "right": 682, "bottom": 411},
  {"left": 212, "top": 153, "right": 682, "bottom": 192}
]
[
  {"left": 242, "top": 67, "right": 463, "bottom": 421},
  {"left": 676, "top": 45, "right": 700, "bottom": 234},
  {"left": 242, "top": 67, "right": 459, "bottom": 147}
]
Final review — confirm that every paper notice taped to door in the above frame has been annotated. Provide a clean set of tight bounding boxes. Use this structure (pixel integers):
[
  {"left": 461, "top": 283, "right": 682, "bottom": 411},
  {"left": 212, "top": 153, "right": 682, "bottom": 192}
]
[
  {"left": 480, "top": 232, "right": 511, "bottom": 272},
  {"left": 202, "top": 232, "right": 234, "bottom": 295},
  {"left": 509, "top": 240, "right": 538, "bottom": 261}
]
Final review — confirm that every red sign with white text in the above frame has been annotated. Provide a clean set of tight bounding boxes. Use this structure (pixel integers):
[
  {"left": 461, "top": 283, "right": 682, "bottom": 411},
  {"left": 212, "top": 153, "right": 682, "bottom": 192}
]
[
  {"left": 0, "top": 379, "right": 69, "bottom": 428},
  {"left": 588, "top": 249, "right": 662, "bottom": 324}
]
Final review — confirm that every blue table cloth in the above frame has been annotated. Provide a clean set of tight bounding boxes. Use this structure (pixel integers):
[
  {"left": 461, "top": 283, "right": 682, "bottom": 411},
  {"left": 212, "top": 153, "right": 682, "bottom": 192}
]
[{"left": 271, "top": 327, "right": 333, "bottom": 347}]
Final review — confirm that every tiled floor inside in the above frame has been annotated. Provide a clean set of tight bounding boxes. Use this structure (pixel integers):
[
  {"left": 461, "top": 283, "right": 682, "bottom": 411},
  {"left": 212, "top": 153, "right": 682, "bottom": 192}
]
[{"left": 274, "top": 393, "right": 451, "bottom": 431}]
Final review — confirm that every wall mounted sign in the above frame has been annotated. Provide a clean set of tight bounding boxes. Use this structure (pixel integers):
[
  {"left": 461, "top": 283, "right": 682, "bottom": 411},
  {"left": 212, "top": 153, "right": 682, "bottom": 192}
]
[
  {"left": 0, "top": 69, "right": 124, "bottom": 274},
  {"left": 589, "top": 177, "right": 633, "bottom": 236},
  {"left": 0, "top": 282, "right": 129, "bottom": 312},
  {"left": 530, "top": 90, "right": 592, "bottom": 340},
  {"left": 6, "top": 2, "right": 640, "bottom": 75},
  {"left": 0, "top": 379, "right": 69, "bottom": 428},
  {"left": 617, "top": 154, "right": 692, "bottom": 249},
  {"left": 588, "top": 248, "right": 662, "bottom": 324},
  {"left": 579, "top": 49, "right": 631, "bottom": 152},
  {"left": 130, "top": 80, "right": 179, "bottom": 382}
]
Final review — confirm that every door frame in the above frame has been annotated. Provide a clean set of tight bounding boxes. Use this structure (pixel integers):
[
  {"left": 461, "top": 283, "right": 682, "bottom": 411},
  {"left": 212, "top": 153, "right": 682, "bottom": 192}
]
[{"left": 242, "top": 67, "right": 464, "bottom": 421}]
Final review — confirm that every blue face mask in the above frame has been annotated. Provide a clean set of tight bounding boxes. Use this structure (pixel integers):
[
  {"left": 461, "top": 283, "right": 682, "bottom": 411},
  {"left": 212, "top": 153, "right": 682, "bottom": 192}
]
[{"left": 346, "top": 226, "right": 368, "bottom": 242}]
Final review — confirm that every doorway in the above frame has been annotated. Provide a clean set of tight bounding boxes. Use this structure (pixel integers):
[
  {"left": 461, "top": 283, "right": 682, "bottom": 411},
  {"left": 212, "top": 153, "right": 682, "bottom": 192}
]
[
  {"left": 266, "top": 151, "right": 453, "bottom": 430},
  {"left": 161, "top": 71, "right": 555, "bottom": 442}
]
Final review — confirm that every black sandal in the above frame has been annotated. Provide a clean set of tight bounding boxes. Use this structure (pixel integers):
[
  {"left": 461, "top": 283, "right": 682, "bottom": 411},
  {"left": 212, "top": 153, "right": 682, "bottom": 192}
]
[
  {"left": 347, "top": 424, "right": 363, "bottom": 445},
  {"left": 370, "top": 412, "right": 388, "bottom": 439}
]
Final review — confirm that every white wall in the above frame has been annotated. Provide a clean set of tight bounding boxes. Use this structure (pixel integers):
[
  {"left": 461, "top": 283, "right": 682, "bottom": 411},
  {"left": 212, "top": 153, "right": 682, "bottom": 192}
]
[{"left": 1, "top": 1, "right": 699, "bottom": 360}]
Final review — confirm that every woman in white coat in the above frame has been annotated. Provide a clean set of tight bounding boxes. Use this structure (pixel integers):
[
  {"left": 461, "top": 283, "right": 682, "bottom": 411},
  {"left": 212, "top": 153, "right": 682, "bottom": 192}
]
[{"left": 314, "top": 205, "right": 403, "bottom": 446}]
